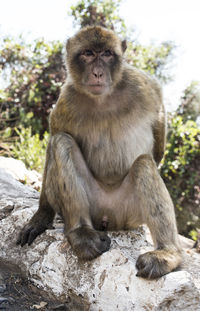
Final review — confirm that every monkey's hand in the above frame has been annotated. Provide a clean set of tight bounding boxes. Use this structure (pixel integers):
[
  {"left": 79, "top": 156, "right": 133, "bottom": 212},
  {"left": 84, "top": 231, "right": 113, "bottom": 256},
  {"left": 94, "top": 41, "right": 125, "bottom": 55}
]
[
  {"left": 136, "top": 249, "right": 181, "bottom": 279},
  {"left": 16, "top": 222, "right": 53, "bottom": 247},
  {"left": 67, "top": 226, "right": 111, "bottom": 260}
]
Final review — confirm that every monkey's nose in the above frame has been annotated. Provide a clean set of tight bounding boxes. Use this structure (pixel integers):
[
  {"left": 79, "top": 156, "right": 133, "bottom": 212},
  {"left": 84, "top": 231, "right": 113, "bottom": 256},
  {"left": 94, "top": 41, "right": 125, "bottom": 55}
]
[{"left": 92, "top": 67, "right": 103, "bottom": 79}]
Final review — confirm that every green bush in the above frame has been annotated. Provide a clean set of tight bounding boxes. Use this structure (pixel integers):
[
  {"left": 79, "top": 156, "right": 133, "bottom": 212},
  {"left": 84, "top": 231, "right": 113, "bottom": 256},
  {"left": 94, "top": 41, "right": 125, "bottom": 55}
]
[
  {"left": 176, "top": 81, "right": 200, "bottom": 123},
  {"left": 11, "top": 127, "right": 49, "bottom": 173},
  {"left": 161, "top": 116, "right": 200, "bottom": 238},
  {"left": 0, "top": 37, "right": 65, "bottom": 136}
]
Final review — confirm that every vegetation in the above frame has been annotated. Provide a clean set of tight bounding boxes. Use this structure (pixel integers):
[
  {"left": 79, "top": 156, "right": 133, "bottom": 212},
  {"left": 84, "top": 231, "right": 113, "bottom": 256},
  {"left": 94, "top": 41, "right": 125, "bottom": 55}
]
[
  {"left": 176, "top": 81, "right": 200, "bottom": 123},
  {"left": 161, "top": 113, "right": 200, "bottom": 238},
  {"left": 0, "top": 37, "right": 65, "bottom": 136},
  {"left": 0, "top": 0, "right": 199, "bottom": 239},
  {"left": 12, "top": 127, "right": 49, "bottom": 173},
  {"left": 0, "top": 37, "right": 65, "bottom": 171},
  {"left": 160, "top": 82, "right": 200, "bottom": 239},
  {"left": 70, "top": 0, "right": 126, "bottom": 32}
]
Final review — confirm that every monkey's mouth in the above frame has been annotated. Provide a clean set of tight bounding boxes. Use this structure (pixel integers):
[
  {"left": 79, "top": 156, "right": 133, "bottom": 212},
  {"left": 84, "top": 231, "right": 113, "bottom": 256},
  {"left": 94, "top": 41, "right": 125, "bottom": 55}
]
[{"left": 87, "top": 84, "right": 107, "bottom": 95}]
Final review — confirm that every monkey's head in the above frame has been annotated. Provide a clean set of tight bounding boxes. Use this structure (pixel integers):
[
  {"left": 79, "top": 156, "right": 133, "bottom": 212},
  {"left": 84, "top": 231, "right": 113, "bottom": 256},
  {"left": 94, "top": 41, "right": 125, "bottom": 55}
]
[{"left": 66, "top": 26, "right": 127, "bottom": 97}]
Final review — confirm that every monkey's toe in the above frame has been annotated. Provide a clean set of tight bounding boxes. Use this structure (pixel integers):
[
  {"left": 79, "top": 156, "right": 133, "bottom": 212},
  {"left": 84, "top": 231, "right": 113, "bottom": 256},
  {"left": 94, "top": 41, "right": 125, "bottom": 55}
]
[
  {"left": 16, "top": 226, "right": 32, "bottom": 246},
  {"left": 136, "top": 249, "right": 181, "bottom": 279},
  {"left": 99, "top": 232, "right": 111, "bottom": 252},
  {"left": 16, "top": 224, "right": 47, "bottom": 247},
  {"left": 68, "top": 226, "right": 111, "bottom": 260},
  {"left": 136, "top": 251, "right": 168, "bottom": 279}
]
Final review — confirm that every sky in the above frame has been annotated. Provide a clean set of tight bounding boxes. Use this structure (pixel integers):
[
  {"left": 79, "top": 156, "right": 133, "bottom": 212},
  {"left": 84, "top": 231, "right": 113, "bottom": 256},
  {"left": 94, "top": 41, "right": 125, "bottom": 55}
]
[{"left": 0, "top": 0, "right": 200, "bottom": 111}]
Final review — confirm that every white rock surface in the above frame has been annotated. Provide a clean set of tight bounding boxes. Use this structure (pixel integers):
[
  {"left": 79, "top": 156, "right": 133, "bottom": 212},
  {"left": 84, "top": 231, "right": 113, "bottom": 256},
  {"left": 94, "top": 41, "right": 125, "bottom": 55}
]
[
  {"left": 0, "top": 156, "right": 42, "bottom": 190},
  {"left": 0, "top": 161, "right": 200, "bottom": 311}
]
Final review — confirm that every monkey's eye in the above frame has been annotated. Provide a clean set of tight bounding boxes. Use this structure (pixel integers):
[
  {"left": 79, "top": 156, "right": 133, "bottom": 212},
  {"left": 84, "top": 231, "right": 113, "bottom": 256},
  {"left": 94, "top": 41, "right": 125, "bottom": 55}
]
[
  {"left": 84, "top": 50, "right": 94, "bottom": 56},
  {"left": 103, "top": 50, "right": 112, "bottom": 57}
]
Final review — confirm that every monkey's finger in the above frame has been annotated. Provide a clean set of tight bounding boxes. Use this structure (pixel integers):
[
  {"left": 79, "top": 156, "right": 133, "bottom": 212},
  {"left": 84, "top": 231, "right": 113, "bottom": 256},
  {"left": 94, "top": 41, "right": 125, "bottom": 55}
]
[
  {"left": 101, "top": 239, "right": 111, "bottom": 252},
  {"left": 136, "top": 268, "right": 149, "bottom": 278},
  {"left": 135, "top": 257, "right": 146, "bottom": 270},
  {"left": 87, "top": 242, "right": 108, "bottom": 260},
  {"left": 19, "top": 227, "right": 32, "bottom": 247},
  {"left": 80, "top": 236, "right": 111, "bottom": 260},
  {"left": 136, "top": 264, "right": 163, "bottom": 279},
  {"left": 16, "top": 233, "right": 22, "bottom": 245},
  {"left": 99, "top": 232, "right": 111, "bottom": 244},
  {"left": 98, "top": 235, "right": 111, "bottom": 253},
  {"left": 27, "top": 227, "right": 46, "bottom": 245},
  {"left": 88, "top": 246, "right": 102, "bottom": 259},
  {"left": 94, "top": 243, "right": 107, "bottom": 255},
  {"left": 27, "top": 228, "right": 39, "bottom": 245}
]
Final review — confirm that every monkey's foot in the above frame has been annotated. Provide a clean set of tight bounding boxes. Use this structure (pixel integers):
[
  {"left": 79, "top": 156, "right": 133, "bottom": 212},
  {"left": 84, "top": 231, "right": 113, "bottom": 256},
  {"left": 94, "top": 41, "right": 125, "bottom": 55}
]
[
  {"left": 136, "top": 249, "right": 182, "bottom": 279},
  {"left": 67, "top": 226, "right": 111, "bottom": 260},
  {"left": 16, "top": 222, "right": 53, "bottom": 247}
]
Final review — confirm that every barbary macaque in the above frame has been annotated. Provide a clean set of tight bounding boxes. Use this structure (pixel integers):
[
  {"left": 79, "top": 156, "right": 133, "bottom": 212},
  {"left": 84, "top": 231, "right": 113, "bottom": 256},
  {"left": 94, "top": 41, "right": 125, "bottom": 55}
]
[{"left": 17, "top": 26, "right": 181, "bottom": 279}]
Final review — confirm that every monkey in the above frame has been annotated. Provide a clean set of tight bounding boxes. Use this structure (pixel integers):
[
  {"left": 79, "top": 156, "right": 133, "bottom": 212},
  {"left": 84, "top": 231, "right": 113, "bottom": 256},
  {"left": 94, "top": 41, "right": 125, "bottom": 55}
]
[{"left": 17, "top": 26, "right": 182, "bottom": 279}]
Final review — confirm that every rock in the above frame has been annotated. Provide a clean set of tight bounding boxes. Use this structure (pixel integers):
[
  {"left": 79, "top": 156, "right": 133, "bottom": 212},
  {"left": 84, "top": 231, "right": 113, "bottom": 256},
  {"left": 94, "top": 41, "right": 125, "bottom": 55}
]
[
  {"left": 51, "top": 304, "right": 67, "bottom": 310},
  {"left": 0, "top": 168, "right": 39, "bottom": 200},
  {"left": 0, "top": 157, "right": 42, "bottom": 191},
  {"left": 0, "top": 285, "right": 6, "bottom": 294},
  {"left": 0, "top": 159, "right": 200, "bottom": 311},
  {"left": 0, "top": 297, "right": 9, "bottom": 304}
]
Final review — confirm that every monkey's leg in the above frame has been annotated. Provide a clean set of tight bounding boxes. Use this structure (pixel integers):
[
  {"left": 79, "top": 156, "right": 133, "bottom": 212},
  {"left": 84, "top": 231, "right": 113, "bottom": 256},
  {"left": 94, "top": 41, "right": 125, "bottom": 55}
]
[
  {"left": 126, "top": 154, "right": 181, "bottom": 279},
  {"left": 44, "top": 133, "right": 110, "bottom": 260},
  {"left": 17, "top": 141, "right": 56, "bottom": 246}
]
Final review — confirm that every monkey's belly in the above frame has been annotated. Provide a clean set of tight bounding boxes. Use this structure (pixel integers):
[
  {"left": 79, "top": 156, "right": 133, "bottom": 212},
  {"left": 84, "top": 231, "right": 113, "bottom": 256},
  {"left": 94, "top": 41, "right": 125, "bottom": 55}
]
[
  {"left": 84, "top": 124, "right": 154, "bottom": 184},
  {"left": 90, "top": 177, "right": 140, "bottom": 231},
  {"left": 91, "top": 185, "right": 125, "bottom": 230}
]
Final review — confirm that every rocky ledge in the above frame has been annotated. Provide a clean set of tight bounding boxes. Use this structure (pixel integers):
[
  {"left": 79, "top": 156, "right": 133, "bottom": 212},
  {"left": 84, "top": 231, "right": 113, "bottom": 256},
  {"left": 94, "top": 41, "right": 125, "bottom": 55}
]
[{"left": 0, "top": 157, "right": 200, "bottom": 311}]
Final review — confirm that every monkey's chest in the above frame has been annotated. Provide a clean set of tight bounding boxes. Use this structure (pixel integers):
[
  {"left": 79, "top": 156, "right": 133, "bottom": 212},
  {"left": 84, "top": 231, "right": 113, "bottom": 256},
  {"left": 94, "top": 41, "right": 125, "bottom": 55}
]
[{"left": 80, "top": 120, "right": 154, "bottom": 183}]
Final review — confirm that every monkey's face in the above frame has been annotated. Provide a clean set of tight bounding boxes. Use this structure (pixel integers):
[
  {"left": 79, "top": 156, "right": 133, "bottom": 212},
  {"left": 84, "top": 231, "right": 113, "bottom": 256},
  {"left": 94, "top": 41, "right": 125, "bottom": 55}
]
[
  {"left": 79, "top": 49, "right": 114, "bottom": 95},
  {"left": 66, "top": 26, "right": 127, "bottom": 97}
]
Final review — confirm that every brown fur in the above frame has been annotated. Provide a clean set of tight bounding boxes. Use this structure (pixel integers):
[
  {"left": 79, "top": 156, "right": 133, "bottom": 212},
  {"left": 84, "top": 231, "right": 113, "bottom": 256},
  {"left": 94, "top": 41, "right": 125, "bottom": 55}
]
[{"left": 17, "top": 26, "right": 181, "bottom": 279}]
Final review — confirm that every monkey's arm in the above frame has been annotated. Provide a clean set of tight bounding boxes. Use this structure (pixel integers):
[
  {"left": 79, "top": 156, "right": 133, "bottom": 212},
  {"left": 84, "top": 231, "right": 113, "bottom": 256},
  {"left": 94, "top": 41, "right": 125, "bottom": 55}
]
[
  {"left": 152, "top": 103, "right": 166, "bottom": 166},
  {"left": 17, "top": 145, "right": 55, "bottom": 246}
]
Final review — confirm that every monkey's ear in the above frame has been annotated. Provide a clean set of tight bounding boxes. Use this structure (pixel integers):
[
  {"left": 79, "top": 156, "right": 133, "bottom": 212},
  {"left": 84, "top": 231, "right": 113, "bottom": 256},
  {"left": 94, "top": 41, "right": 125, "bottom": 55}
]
[{"left": 121, "top": 40, "right": 127, "bottom": 53}]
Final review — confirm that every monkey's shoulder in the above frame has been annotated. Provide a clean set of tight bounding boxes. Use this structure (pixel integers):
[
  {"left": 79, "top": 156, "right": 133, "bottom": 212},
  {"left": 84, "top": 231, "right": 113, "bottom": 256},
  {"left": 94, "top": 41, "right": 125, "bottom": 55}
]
[
  {"left": 120, "top": 64, "right": 162, "bottom": 109},
  {"left": 123, "top": 64, "right": 161, "bottom": 89},
  {"left": 49, "top": 95, "right": 69, "bottom": 135}
]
